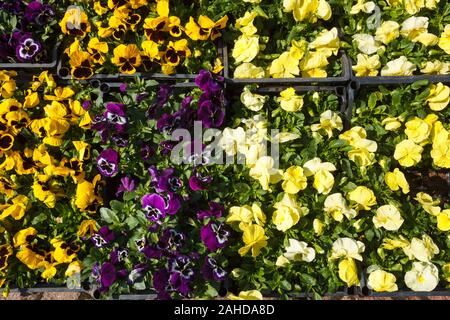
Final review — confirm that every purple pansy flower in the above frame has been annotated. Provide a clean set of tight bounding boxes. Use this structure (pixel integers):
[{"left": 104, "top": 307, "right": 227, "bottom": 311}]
[
  {"left": 189, "top": 168, "right": 212, "bottom": 191},
  {"left": 201, "top": 257, "right": 227, "bottom": 281},
  {"left": 153, "top": 269, "right": 172, "bottom": 299},
  {"left": 82, "top": 100, "right": 91, "bottom": 110},
  {"left": 197, "top": 201, "right": 224, "bottom": 220},
  {"left": 200, "top": 222, "right": 229, "bottom": 252},
  {"left": 197, "top": 99, "right": 225, "bottom": 129},
  {"left": 143, "top": 245, "right": 163, "bottom": 259},
  {"left": 141, "top": 193, "right": 167, "bottom": 222},
  {"left": 157, "top": 229, "right": 185, "bottom": 251},
  {"left": 149, "top": 167, "right": 182, "bottom": 193},
  {"left": 105, "top": 102, "right": 127, "bottom": 126},
  {"left": 119, "top": 83, "right": 127, "bottom": 93},
  {"left": 156, "top": 113, "right": 177, "bottom": 133},
  {"left": 97, "top": 148, "right": 119, "bottom": 177},
  {"left": 195, "top": 70, "right": 222, "bottom": 92},
  {"left": 159, "top": 140, "right": 178, "bottom": 156},
  {"left": 128, "top": 263, "right": 147, "bottom": 285},
  {"left": 157, "top": 84, "right": 172, "bottom": 106},
  {"left": 15, "top": 36, "right": 42, "bottom": 62},
  {"left": 116, "top": 176, "right": 136, "bottom": 197},
  {"left": 100, "top": 262, "right": 116, "bottom": 288},
  {"left": 164, "top": 193, "right": 181, "bottom": 215},
  {"left": 140, "top": 143, "right": 155, "bottom": 161},
  {"left": 91, "top": 226, "right": 115, "bottom": 248},
  {"left": 24, "top": 1, "right": 55, "bottom": 25},
  {"left": 110, "top": 248, "right": 128, "bottom": 265}
]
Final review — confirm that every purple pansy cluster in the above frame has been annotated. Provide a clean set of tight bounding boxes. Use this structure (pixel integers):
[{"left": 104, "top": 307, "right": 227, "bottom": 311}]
[{"left": 0, "top": 1, "right": 55, "bottom": 63}]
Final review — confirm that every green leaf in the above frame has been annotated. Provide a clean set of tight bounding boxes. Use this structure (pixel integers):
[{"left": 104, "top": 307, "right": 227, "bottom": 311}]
[
  {"left": 32, "top": 213, "right": 47, "bottom": 225},
  {"left": 205, "top": 284, "right": 219, "bottom": 297},
  {"left": 280, "top": 280, "right": 292, "bottom": 291},
  {"left": 411, "top": 80, "right": 429, "bottom": 90},
  {"left": 125, "top": 216, "right": 139, "bottom": 230},
  {"left": 365, "top": 229, "right": 375, "bottom": 242},
  {"left": 100, "top": 207, "right": 121, "bottom": 224},
  {"left": 300, "top": 274, "right": 317, "bottom": 286},
  {"left": 110, "top": 200, "right": 124, "bottom": 212}
]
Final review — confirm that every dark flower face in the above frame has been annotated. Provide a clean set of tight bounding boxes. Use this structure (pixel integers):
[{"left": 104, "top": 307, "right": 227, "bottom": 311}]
[
  {"left": 197, "top": 201, "right": 224, "bottom": 220},
  {"left": 157, "top": 229, "right": 185, "bottom": 251},
  {"left": 159, "top": 140, "right": 178, "bottom": 156},
  {"left": 197, "top": 100, "right": 225, "bottom": 129},
  {"left": 91, "top": 226, "right": 115, "bottom": 248},
  {"left": 141, "top": 193, "right": 167, "bottom": 222},
  {"left": 110, "top": 248, "right": 128, "bottom": 264},
  {"left": 200, "top": 222, "right": 229, "bottom": 252},
  {"left": 100, "top": 262, "right": 117, "bottom": 288},
  {"left": 128, "top": 263, "right": 147, "bottom": 284},
  {"left": 149, "top": 167, "right": 182, "bottom": 193},
  {"left": 140, "top": 144, "right": 155, "bottom": 161},
  {"left": 104, "top": 103, "right": 127, "bottom": 125},
  {"left": 111, "top": 133, "right": 128, "bottom": 147},
  {"left": 0, "top": 0, "right": 25, "bottom": 14},
  {"left": 201, "top": 256, "right": 227, "bottom": 281},
  {"left": 15, "top": 37, "right": 42, "bottom": 62},
  {"left": 156, "top": 113, "right": 178, "bottom": 133},
  {"left": 168, "top": 255, "right": 195, "bottom": 281},
  {"left": 97, "top": 148, "right": 119, "bottom": 177}
]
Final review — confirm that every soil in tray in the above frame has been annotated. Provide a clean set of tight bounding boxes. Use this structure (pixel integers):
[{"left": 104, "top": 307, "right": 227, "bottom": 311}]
[{"left": 406, "top": 170, "right": 449, "bottom": 204}]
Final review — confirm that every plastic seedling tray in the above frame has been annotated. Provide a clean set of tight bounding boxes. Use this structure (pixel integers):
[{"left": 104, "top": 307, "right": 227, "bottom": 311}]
[
  {"left": 226, "top": 51, "right": 351, "bottom": 86},
  {"left": 56, "top": 40, "right": 228, "bottom": 82}
]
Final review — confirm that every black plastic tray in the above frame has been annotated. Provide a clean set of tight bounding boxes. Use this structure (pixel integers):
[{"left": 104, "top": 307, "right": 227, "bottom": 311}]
[
  {"left": 0, "top": 42, "right": 59, "bottom": 70},
  {"left": 56, "top": 40, "right": 228, "bottom": 82},
  {"left": 226, "top": 51, "right": 351, "bottom": 86}
]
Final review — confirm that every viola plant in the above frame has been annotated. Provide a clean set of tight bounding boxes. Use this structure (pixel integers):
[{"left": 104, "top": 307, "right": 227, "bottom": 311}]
[
  {"left": 0, "top": 1, "right": 60, "bottom": 64},
  {"left": 348, "top": 81, "right": 450, "bottom": 291},
  {"left": 339, "top": 0, "right": 450, "bottom": 76},
  {"left": 59, "top": 0, "right": 227, "bottom": 79},
  {"left": 208, "top": 0, "right": 342, "bottom": 79},
  {"left": 78, "top": 71, "right": 233, "bottom": 299},
  {"left": 0, "top": 70, "right": 102, "bottom": 292}
]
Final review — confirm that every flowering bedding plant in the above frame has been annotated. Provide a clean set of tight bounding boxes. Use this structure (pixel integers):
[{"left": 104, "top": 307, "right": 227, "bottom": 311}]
[
  {"left": 0, "top": 1, "right": 60, "bottom": 64},
  {"left": 348, "top": 81, "right": 450, "bottom": 292},
  {"left": 75, "top": 71, "right": 234, "bottom": 299},
  {"left": 208, "top": 0, "right": 342, "bottom": 79},
  {"left": 59, "top": 0, "right": 227, "bottom": 79},
  {"left": 0, "top": 70, "right": 102, "bottom": 293},
  {"left": 339, "top": 0, "right": 450, "bottom": 76}
]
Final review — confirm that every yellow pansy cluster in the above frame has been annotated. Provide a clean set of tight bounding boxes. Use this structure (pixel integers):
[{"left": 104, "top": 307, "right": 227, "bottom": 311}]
[
  {"left": 415, "top": 192, "right": 450, "bottom": 232},
  {"left": 350, "top": 4, "right": 449, "bottom": 76},
  {"left": 339, "top": 126, "right": 378, "bottom": 167},
  {"left": 330, "top": 237, "right": 366, "bottom": 287},
  {"left": 226, "top": 203, "right": 268, "bottom": 258},
  {"left": 231, "top": 6, "right": 340, "bottom": 79},
  {"left": 9, "top": 227, "right": 83, "bottom": 282},
  {"left": 60, "top": 1, "right": 227, "bottom": 78}
]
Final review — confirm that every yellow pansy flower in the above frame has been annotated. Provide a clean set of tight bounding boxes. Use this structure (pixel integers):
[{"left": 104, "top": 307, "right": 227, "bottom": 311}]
[
  {"left": 311, "top": 110, "right": 343, "bottom": 138},
  {"left": 308, "top": 28, "right": 340, "bottom": 57},
  {"left": 303, "top": 157, "right": 336, "bottom": 194},
  {"left": 338, "top": 258, "right": 360, "bottom": 287},
  {"left": 368, "top": 270, "right": 398, "bottom": 292},
  {"left": 415, "top": 192, "right": 441, "bottom": 216},
  {"left": 0, "top": 70, "right": 17, "bottom": 98},
  {"left": 249, "top": 156, "right": 283, "bottom": 191},
  {"left": 16, "top": 247, "right": 45, "bottom": 270},
  {"left": 23, "top": 90, "right": 40, "bottom": 108},
  {"left": 0, "top": 195, "right": 29, "bottom": 220},
  {"left": 426, "top": 83, "right": 449, "bottom": 111},
  {"left": 352, "top": 54, "right": 381, "bottom": 77},
  {"left": 437, "top": 209, "right": 450, "bottom": 231},
  {"left": 59, "top": 7, "right": 91, "bottom": 37},
  {"left": 403, "top": 234, "right": 439, "bottom": 262},
  {"left": 87, "top": 38, "right": 108, "bottom": 65},
  {"left": 324, "top": 193, "right": 357, "bottom": 222},
  {"left": 394, "top": 139, "right": 423, "bottom": 167},
  {"left": 331, "top": 237, "right": 365, "bottom": 261},
  {"left": 405, "top": 262, "right": 439, "bottom": 292},
  {"left": 232, "top": 35, "right": 259, "bottom": 64},
  {"left": 404, "top": 116, "right": 436, "bottom": 144},
  {"left": 234, "top": 63, "right": 265, "bottom": 78},
  {"left": 236, "top": 11, "right": 259, "bottom": 36},
  {"left": 384, "top": 168, "right": 410, "bottom": 194},
  {"left": 13, "top": 227, "right": 37, "bottom": 247},
  {"left": 75, "top": 175, "right": 103, "bottom": 213},
  {"left": 269, "top": 51, "right": 299, "bottom": 78},
  {"left": 277, "top": 87, "right": 303, "bottom": 112},
  {"left": 238, "top": 224, "right": 268, "bottom": 257},
  {"left": 381, "top": 116, "right": 403, "bottom": 131},
  {"left": 77, "top": 220, "right": 98, "bottom": 237},
  {"left": 381, "top": 56, "right": 416, "bottom": 76},
  {"left": 112, "top": 44, "right": 142, "bottom": 74},
  {"left": 299, "top": 51, "right": 329, "bottom": 78},
  {"left": 420, "top": 60, "right": 449, "bottom": 75},
  {"left": 272, "top": 193, "right": 305, "bottom": 232},
  {"left": 313, "top": 218, "right": 324, "bottom": 236},
  {"left": 375, "top": 21, "right": 400, "bottom": 45},
  {"left": 226, "top": 203, "right": 266, "bottom": 230},
  {"left": 347, "top": 186, "right": 377, "bottom": 211},
  {"left": 65, "top": 260, "right": 83, "bottom": 277},
  {"left": 350, "top": 0, "right": 376, "bottom": 14},
  {"left": 373, "top": 205, "right": 404, "bottom": 231},
  {"left": 438, "top": 24, "right": 450, "bottom": 54},
  {"left": 382, "top": 235, "right": 410, "bottom": 250},
  {"left": 282, "top": 166, "right": 307, "bottom": 194}
]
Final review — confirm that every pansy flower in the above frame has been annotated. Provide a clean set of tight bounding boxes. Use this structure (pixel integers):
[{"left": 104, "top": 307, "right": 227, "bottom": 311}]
[
  {"left": 96, "top": 148, "right": 119, "bottom": 177},
  {"left": 200, "top": 222, "right": 230, "bottom": 252}
]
